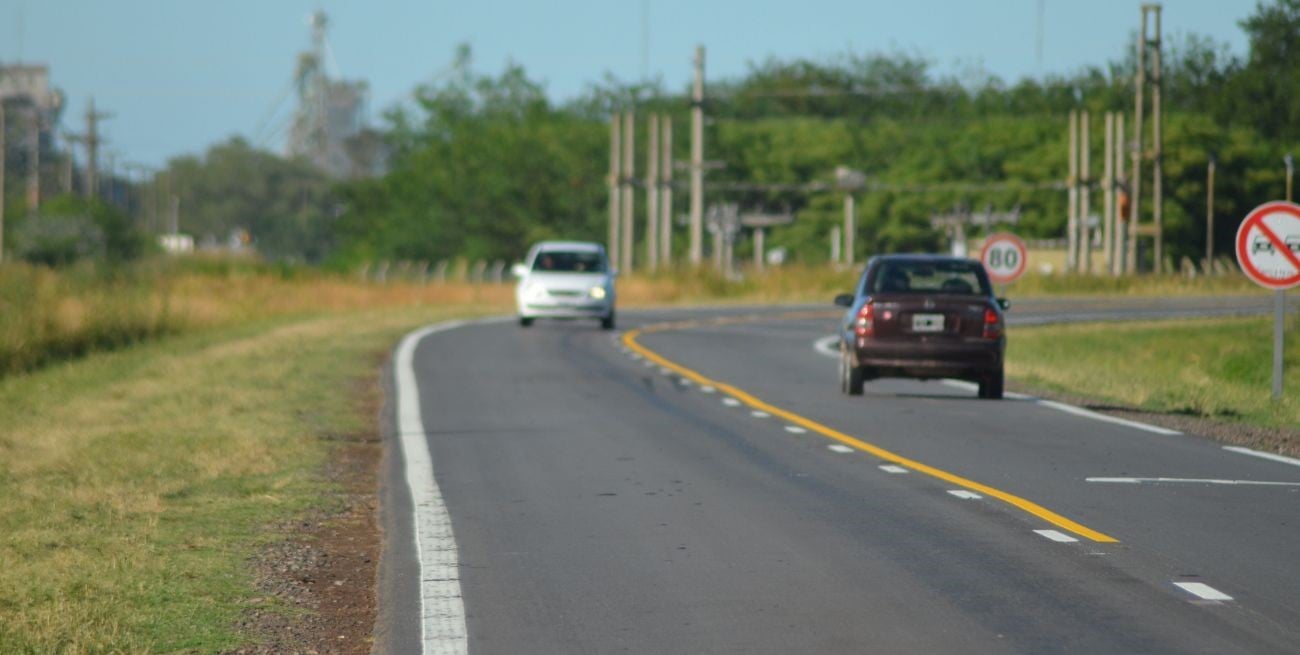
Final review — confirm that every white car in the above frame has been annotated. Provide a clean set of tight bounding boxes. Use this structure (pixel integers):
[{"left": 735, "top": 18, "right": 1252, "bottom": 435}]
[{"left": 513, "top": 241, "right": 617, "bottom": 329}]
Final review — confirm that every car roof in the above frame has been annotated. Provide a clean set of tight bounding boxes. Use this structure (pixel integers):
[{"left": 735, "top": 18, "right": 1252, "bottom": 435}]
[
  {"left": 869, "top": 253, "right": 981, "bottom": 266},
  {"left": 532, "top": 241, "right": 605, "bottom": 253}
]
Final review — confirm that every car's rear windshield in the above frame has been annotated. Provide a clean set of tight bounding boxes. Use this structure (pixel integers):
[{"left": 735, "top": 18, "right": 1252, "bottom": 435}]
[
  {"left": 532, "top": 250, "right": 607, "bottom": 273},
  {"left": 870, "top": 260, "right": 990, "bottom": 295}
]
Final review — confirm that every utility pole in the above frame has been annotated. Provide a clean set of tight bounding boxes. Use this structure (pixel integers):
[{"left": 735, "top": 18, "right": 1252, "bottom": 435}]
[
  {"left": 1112, "top": 112, "right": 1126, "bottom": 276},
  {"left": 26, "top": 107, "right": 40, "bottom": 211},
  {"left": 659, "top": 115, "right": 673, "bottom": 266},
  {"left": 1080, "top": 110, "right": 1092, "bottom": 274},
  {"left": 645, "top": 113, "right": 659, "bottom": 271},
  {"left": 1286, "top": 153, "right": 1294, "bottom": 203},
  {"left": 1129, "top": 10, "right": 1146, "bottom": 276},
  {"left": 1151, "top": 4, "right": 1164, "bottom": 272},
  {"left": 608, "top": 113, "right": 621, "bottom": 267},
  {"left": 621, "top": 111, "right": 635, "bottom": 274},
  {"left": 1102, "top": 112, "right": 1114, "bottom": 273},
  {"left": 1067, "top": 110, "right": 1078, "bottom": 273},
  {"left": 830, "top": 226, "right": 841, "bottom": 264},
  {"left": 753, "top": 227, "right": 765, "bottom": 271},
  {"left": 1206, "top": 155, "right": 1216, "bottom": 265},
  {"left": 842, "top": 193, "right": 855, "bottom": 266},
  {"left": 84, "top": 98, "right": 112, "bottom": 201},
  {"left": 689, "top": 45, "right": 705, "bottom": 266},
  {"left": 0, "top": 103, "right": 6, "bottom": 263}
]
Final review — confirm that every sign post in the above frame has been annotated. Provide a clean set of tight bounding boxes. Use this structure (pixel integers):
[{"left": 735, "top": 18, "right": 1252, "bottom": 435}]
[
  {"left": 980, "top": 232, "right": 1029, "bottom": 297},
  {"left": 1234, "top": 201, "right": 1300, "bottom": 400}
]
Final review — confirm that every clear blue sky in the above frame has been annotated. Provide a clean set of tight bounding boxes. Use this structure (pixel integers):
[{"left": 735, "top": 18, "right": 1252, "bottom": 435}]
[{"left": 0, "top": 0, "right": 1259, "bottom": 168}]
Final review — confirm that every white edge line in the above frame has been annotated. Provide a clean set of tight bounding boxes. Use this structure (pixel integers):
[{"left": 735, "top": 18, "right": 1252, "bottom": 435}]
[
  {"left": 1174, "top": 582, "right": 1233, "bottom": 601},
  {"left": 813, "top": 333, "right": 1179, "bottom": 436},
  {"left": 1223, "top": 446, "right": 1300, "bottom": 468},
  {"left": 397, "top": 321, "right": 470, "bottom": 655},
  {"left": 1034, "top": 529, "right": 1079, "bottom": 543},
  {"left": 1087, "top": 476, "right": 1300, "bottom": 487}
]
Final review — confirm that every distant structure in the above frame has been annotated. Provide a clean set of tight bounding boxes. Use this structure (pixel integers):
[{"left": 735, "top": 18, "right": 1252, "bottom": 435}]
[
  {"left": 286, "top": 11, "right": 385, "bottom": 179},
  {"left": 0, "top": 64, "right": 66, "bottom": 205}
]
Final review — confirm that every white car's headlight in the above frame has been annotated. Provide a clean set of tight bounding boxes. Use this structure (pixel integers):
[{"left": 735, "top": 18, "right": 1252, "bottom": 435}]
[{"left": 589, "top": 286, "right": 607, "bottom": 300}]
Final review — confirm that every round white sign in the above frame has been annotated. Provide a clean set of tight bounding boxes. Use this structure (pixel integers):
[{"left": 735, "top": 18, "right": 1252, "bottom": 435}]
[{"left": 980, "top": 233, "right": 1028, "bottom": 284}]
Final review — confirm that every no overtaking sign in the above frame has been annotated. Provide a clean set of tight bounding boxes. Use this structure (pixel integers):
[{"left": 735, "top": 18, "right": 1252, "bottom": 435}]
[
  {"left": 1235, "top": 200, "right": 1297, "bottom": 401},
  {"left": 1236, "top": 201, "right": 1300, "bottom": 290}
]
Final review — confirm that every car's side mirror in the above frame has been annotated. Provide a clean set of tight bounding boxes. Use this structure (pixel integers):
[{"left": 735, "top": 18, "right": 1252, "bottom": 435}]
[
  {"left": 997, "top": 298, "right": 1010, "bottom": 310},
  {"left": 833, "top": 293, "right": 855, "bottom": 307},
  {"left": 511, "top": 263, "right": 529, "bottom": 279}
]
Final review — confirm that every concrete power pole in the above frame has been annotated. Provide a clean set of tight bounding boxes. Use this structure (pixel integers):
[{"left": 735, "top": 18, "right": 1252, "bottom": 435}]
[
  {"left": 645, "top": 113, "right": 659, "bottom": 271},
  {"left": 659, "top": 115, "right": 673, "bottom": 267},
  {"left": 608, "top": 114, "right": 621, "bottom": 267},
  {"left": 689, "top": 45, "right": 705, "bottom": 266},
  {"left": 1128, "top": 9, "right": 1146, "bottom": 276},
  {"left": 621, "top": 111, "right": 635, "bottom": 274},
  {"left": 1150, "top": 4, "right": 1164, "bottom": 272},
  {"left": 1102, "top": 112, "right": 1114, "bottom": 273},
  {"left": 1206, "top": 155, "right": 1216, "bottom": 265},
  {"left": 843, "top": 194, "right": 855, "bottom": 266},
  {"left": 0, "top": 104, "right": 6, "bottom": 263},
  {"left": 26, "top": 107, "right": 39, "bottom": 211},
  {"left": 1112, "top": 112, "right": 1126, "bottom": 277},
  {"left": 1067, "top": 110, "right": 1078, "bottom": 273},
  {"left": 84, "top": 98, "right": 112, "bottom": 201},
  {"left": 1080, "top": 110, "right": 1092, "bottom": 273}
]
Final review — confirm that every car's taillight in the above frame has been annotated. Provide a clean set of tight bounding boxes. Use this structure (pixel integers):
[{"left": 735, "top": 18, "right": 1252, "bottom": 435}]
[
  {"left": 855, "top": 302, "right": 875, "bottom": 338},
  {"left": 982, "top": 306, "right": 1002, "bottom": 339}
]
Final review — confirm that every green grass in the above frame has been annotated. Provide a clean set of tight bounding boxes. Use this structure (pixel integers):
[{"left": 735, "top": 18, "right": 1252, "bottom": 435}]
[
  {"left": 1008, "top": 315, "right": 1300, "bottom": 431},
  {"left": 0, "top": 305, "right": 492, "bottom": 653}
]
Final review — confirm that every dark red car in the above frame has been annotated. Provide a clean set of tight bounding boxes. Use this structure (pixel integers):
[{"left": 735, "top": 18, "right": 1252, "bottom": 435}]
[{"left": 834, "top": 255, "right": 1008, "bottom": 399}]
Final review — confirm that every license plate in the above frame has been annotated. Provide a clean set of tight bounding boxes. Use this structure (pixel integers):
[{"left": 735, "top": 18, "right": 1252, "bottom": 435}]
[{"left": 911, "top": 313, "right": 944, "bottom": 333}]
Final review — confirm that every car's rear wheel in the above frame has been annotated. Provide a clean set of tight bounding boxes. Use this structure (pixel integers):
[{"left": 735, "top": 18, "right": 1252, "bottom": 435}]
[
  {"left": 600, "top": 311, "right": 616, "bottom": 330},
  {"left": 840, "top": 347, "right": 865, "bottom": 396},
  {"left": 519, "top": 316, "right": 534, "bottom": 328},
  {"left": 978, "top": 368, "right": 1004, "bottom": 400}
]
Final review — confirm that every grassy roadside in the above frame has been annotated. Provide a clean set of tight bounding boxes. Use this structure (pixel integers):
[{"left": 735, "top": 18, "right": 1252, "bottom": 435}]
[
  {"left": 0, "top": 304, "right": 495, "bottom": 653},
  {"left": 1008, "top": 315, "right": 1300, "bottom": 442}
]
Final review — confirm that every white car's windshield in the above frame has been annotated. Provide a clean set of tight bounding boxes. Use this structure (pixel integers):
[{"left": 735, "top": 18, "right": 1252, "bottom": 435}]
[{"left": 532, "top": 251, "right": 606, "bottom": 273}]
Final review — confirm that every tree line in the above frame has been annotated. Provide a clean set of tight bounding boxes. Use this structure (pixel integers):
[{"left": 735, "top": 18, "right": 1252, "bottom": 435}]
[{"left": 6, "top": 0, "right": 1297, "bottom": 270}]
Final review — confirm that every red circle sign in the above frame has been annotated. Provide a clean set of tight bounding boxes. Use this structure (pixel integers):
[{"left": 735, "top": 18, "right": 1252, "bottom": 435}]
[
  {"left": 1235, "top": 201, "right": 1300, "bottom": 290},
  {"left": 980, "top": 233, "right": 1028, "bottom": 284}
]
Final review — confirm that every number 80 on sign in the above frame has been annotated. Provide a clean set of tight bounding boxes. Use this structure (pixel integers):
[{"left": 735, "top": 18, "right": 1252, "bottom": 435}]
[{"left": 980, "top": 232, "right": 1028, "bottom": 284}]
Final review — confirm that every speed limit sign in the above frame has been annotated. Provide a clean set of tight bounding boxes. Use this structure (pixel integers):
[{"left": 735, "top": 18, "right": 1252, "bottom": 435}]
[{"left": 980, "top": 233, "right": 1028, "bottom": 284}]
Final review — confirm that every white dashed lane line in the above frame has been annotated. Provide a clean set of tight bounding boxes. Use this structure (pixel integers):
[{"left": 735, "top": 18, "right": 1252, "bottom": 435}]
[
  {"left": 827, "top": 444, "right": 855, "bottom": 454},
  {"left": 700, "top": 386, "right": 717, "bottom": 394},
  {"left": 1174, "top": 582, "right": 1234, "bottom": 601},
  {"left": 784, "top": 426, "right": 808, "bottom": 434},
  {"left": 878, "top": 465, "right": 908, "bottom": 474},
  {"left": 751, "top": 410, "right": 769, "bottom": 418},
  {"left": 721, "top": 397, "right": 741, "bottom": 407},
  {"left": 947, "top": 490, "right": 983, "bottom": 500},
  {"left": 1034, "top": 529, "right": 1079, "bottom": 543}
]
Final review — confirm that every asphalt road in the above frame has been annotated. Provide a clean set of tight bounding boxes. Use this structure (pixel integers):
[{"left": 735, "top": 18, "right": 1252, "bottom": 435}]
[{"left": 379, "top": 296, "right": 1299, "bottom": 654}]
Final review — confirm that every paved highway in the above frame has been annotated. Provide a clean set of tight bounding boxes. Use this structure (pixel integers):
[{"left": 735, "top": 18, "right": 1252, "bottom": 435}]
[{"left": 378, "top": 297, "right": 1299, "bottom": 654}]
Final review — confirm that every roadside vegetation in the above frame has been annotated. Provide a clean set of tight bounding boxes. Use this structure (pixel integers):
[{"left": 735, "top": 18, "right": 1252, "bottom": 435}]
[{"left": 1009, "top": 316, "right": 1300, "bottom": 437}]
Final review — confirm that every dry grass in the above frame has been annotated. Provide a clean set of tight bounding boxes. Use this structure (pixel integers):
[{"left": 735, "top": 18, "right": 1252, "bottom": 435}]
[{"left": 0, "top": 304, "right": 481, "bottom": 652}]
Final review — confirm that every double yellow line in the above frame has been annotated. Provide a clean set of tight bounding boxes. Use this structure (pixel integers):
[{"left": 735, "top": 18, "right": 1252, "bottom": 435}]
[{"left": 624, "top": 314, "right": 1118, "bottom": 544}]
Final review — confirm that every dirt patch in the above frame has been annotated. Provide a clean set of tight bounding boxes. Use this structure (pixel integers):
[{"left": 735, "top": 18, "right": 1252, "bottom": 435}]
[
  {"left": 1008, "top": 381, "right": 1300, "bottom": 458},
  {"left": 225, "top": 377, "right": 383, "bottom": 655}
]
